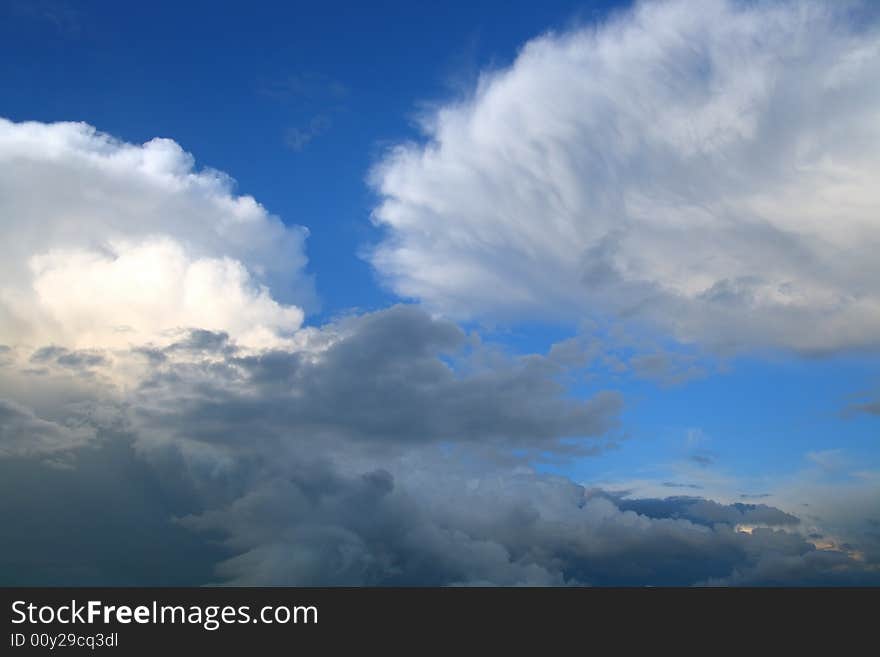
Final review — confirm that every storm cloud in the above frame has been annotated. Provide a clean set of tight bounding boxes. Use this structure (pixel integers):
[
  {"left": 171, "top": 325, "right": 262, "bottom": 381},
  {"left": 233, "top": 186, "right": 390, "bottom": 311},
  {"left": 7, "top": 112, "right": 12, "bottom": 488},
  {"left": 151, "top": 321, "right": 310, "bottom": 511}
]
[{"left": 1, "top": 304, "right": 877, "bottom": 586}]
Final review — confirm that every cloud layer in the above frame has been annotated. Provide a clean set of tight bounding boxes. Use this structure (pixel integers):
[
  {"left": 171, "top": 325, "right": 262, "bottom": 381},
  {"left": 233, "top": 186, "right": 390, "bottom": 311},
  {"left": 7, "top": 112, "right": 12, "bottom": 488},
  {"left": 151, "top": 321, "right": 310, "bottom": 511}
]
[
  {"left": 1, "top": 304, "right": 877, "bottom": 586},
  {"left": 370, "top": 0, "right": 880, "bottom": 352},
  {"left": 0, "top": 118, "right": 311, "bottom": 350}
]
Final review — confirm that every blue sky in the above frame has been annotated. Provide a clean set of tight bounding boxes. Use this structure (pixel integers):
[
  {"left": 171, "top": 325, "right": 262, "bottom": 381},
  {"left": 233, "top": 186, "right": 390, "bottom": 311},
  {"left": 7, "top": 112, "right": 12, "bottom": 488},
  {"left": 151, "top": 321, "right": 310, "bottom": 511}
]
[
  {"left": 2, "top": 0, "right": 617, "bottom": 314},
  {"left": 1, "top": 0, "right": 879, "bottom": 585}
]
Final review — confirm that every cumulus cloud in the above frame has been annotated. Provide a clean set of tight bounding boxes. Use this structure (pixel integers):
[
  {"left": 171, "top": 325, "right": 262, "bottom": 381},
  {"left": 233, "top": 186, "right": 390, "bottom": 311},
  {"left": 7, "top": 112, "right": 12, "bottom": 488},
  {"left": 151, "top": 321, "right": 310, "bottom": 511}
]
[
  {"left": 186, "top": 466, "right": 825, "bottom": 586},
  {"left": 0, "top": 118, "right": 311, "bottom": 350},
  {"left": 1, "top": 303, "right": 877, "bottom": 585},
  {"left": 125, "top": 305, "right": 623, "bottom": 458},
  {"left": 369, "top": 0, "right": 880, "bottom": 352}
]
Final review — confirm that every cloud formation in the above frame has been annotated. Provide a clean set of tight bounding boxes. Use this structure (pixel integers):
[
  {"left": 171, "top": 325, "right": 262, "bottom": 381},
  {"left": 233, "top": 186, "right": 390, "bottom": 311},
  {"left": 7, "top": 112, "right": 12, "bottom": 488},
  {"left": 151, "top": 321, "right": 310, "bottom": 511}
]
[
  {"left": 285, "top": 115, "right": 332, "bottom": 152},
  {"left": 125, "top": 305, "right": 623, "bottom": 458},
  {"left": 0, "top": 118, "right": 312, "bottom": 350},
  {"left": 1, "top": 303, "right": 877, "bottom": 586},
  {"left": 2, "top": 103, "right": 877, "bottom": 585},
  {"left": 370, "top": 0, "right": 880, "bottom": 352},
  {"left": 0, "top": 397, "right": 94, "bottom": 459}
]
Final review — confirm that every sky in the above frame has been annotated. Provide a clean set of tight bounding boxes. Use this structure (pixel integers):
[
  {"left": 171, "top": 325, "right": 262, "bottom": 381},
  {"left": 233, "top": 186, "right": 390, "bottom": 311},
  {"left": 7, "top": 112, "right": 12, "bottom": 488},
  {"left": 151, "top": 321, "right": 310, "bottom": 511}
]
[{"left": 1, "top": 0, "right": 879, "bottom": 585}]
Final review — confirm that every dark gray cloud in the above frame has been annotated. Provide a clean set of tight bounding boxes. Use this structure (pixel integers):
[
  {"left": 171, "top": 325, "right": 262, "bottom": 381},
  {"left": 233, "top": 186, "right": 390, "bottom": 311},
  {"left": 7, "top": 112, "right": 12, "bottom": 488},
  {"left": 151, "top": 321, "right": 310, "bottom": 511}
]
[
  {"left": 847, "top": 400, "right": 880, "bottom": 417},
  {"left": 690, "top": 452, "right": 716, "bottom": 467},
  {"left": 612, "top": 495, "right": 800, "bottom": 529},
  {"left": 30, "top": 345, "right": 107, "bottom": 370},
  {"left": 0, "top": 304, "right": 877, "bottom": 586},
  {"left": 0, "top": 438, "right": 228, "bottom": 585},
  {"left": 3, "top": 440, "right": 875, "bottom": 586},
  {"left": 177, "top": 465, "right": 876, "bottom": 586},
  {"left": 166, "top": 329, "right": 232, "bottom": 354},
  {"left": 0, "top": 397, "right": 94, "bottom": 459},
  {"left": 662, "top": 482, "right": 703, "bottom": 490},
  {"left": 702, "top": 546, "right": 880, "bottom": 587},
  {"left": 133, "top": 306, "right": 623, "bottom": 456}
]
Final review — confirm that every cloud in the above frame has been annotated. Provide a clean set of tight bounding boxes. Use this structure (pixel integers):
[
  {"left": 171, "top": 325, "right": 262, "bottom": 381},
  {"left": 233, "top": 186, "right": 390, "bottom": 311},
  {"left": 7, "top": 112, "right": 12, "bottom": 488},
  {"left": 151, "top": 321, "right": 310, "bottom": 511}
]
[
  {"left": 369, "top": 0, "right": 880, "bottom": 353},
  {"left": 285, "top": 115, "right": 332, "bottom": 152},
  {"left": 690, "top": 452, "right": 715, "bottom": 467},
  {"left": 612, "top": 494, "right": 800, "bottom": 528},
  {"left": 0, "top": 438, "right": 229, "bottom": 585},
  {"left": 259, "top": 72, "right": 349, "bottom": 103},
  {"left": 662, "top": 482, "right": 702, "bottom": 490},
  {"left": 806, "top": 449, "right": 848, "bottom": 472},
  {"left": 259, "top": 72, "right": 348, "bottom": 151},
  {"left": 29, "top": 238, "right": 304, "bottom": 351},
  {"left": 125, "top": 305, "right": 623, "bottom": 458},
  {"left": 3, "top": 0, "right": 82, "bottom": 38},
  {"left": 30, "top": 346, "right": 107, "bottom": 370},
  {"left": 0, "top": 397, "right": 94, "bottom": 459},
  {"left": 846, "top": 399, "right": 880, "bottom": 416},
  {"left": 138, "top": 461, "right": 880, "bottom": 586},
  {"left": 0, "top": 118, "right": 312, "bottom": 350},
  {"left": 1, "top": 302, "right": 877, "bottom": 585},
  {"left": 628, "top": 351, "right": 705, "bottom": 386}
]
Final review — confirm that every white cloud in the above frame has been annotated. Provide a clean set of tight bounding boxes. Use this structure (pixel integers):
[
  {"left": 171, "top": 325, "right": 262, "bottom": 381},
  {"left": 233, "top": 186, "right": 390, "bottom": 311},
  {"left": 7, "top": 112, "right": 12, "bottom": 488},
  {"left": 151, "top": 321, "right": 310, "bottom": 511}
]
[
  {"left": 27, "top": 238, "right": 303, "bottom": 350},
  {"left": 0, "top": 118, "right": 311, "bottom": 350},
  {"left": 369, "top": 0, "right": 880, "bottom": 352}
]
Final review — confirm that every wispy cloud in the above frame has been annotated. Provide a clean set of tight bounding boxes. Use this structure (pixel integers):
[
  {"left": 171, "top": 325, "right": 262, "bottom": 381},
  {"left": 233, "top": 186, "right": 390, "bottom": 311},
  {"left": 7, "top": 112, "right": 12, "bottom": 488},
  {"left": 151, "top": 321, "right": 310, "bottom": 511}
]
[
  {"left": 284, "top": 114, "right": 332, "bottom": 152},
  {"left": 4, "top": 0, "right": 82, "bottom": 37},
  {"left": 259, "top": 71, "right": 349, "bottom": 152},
  {"left": 844, "top": 399, "right": 880, "bottom": 417},
  {"left": 369, "top": 0, "right": 880, "bottom": 353},
  {"left": 258, "top": 72, "right": 348, "bottom": 103}
]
